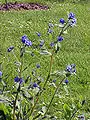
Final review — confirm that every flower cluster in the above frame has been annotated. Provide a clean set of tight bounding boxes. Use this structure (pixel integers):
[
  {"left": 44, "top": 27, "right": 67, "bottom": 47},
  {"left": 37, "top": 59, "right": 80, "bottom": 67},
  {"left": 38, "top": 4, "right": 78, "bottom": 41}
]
[
  {"left": 68, "top": 12, "right": 77, "bottom": 27},
  {"left": 21, "top": 35, "right": 32, "bottom": 46},
  {"left": 59, "top": 12, "right": 76, "bottom": 27},
  {"left": 14, "top": 76, "right": 23, "bottom": 84},
  {"left": 7, "top": 46, "right": 14, "bottom": 52},
  {"left": 57, "top": 36, "right": 64, "bottom": 42},
  {"left": 66, "top": 64, "right": 76, "bottom": 74},
  {"left": 57, "top": 12, "right": 76, "bottom": 45}
]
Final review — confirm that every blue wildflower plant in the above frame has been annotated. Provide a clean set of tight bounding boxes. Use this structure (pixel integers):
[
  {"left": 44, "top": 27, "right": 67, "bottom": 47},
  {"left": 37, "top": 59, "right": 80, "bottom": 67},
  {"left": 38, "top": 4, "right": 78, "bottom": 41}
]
[{"left": 0, "top": 12, "right": 80, "bottom": 120}]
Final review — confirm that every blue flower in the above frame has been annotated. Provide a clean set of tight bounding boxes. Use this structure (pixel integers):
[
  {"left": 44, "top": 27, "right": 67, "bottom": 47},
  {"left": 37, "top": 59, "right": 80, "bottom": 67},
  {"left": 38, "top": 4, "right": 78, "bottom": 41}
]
[
  {"left": 21, "top": 35, "right": 32, "bottom": 46},
  {"left": 19, "top": 78, "right": 23, "bottom": 84},
  {"left": 33, "top": 83, "right": 38, "bottom": 88},
  {"left": 48, "top": 23, "right": 54, "bottom": 27},
  {"left": 68, "top": 12, "right": 75, "bottom": 19},
  {"left": 50, "top": 42, "right": 55, "bottom": 47},
  {"left": 66, "top": 65, "right": 72, "bottom": 72},
  {"left": 36, "top": 32, "right": 41, "bottom": 37},
  {"left": 60, "top": 18, "right": 65, "bottom": 24},
  {"left": 52, "top": 80, "right": 56, "bottom": 83},
  {"left": 57, "top": 36, "right": 64, "bottom": 42},
  {"left": 22, "top": 35, "right": 28, "bottom": 43},
  {"left": 14, "top": 76, "right": 19, "bottom": 82},
  {"left": 0, "top": 71, "right": 2, "bottom": 77},
  {"left": 65, "top": 79, "right": 69, "bottom": 84},
  {"left": 14, "top": 76, "right": 23, "bottom": 84},
  {"left": 39, "top": 40, "right": 44, "bottom": 47},
  {"left": 36, "top": 64, "right": 40, "bottom": 68},
  {"left": 71, "top": 64, "right": 76, "bottom": 68},
  {"left": 7, "top": 46, "right": 14, "bottom": 52},
  {"left": 69, "top": 18, "right": 77, "bottom": 27},
  {"left": 66, "top": 64, "right": 76, "bottom": 74},
  {"left": 78, "top": 114, "right": 85, "bottom": 119},
  {"left": 48, "top": 29, "right": 53, "bottom": 34},
  {"left": 25, "top": 40, "right": 32, "bottom": 46}
]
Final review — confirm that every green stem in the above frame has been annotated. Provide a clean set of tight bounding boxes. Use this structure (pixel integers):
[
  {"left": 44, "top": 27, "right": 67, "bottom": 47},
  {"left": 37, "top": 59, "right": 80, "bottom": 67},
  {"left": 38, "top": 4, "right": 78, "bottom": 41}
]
[
  {"left": 13, "top": 47, "right": 24, "bottom": 120},
  {"left": 24, "top": 51, "right": 54, "bottom": 119},
  {"left": 42, "top": 52, "right": 54, "bottom": 89},
  {"left": 33, "top": 77, "right": 65, "bottom": 120},
  {"left": 59, "top": 21, "right": 70, "bottom": 37},
  {"left": 13, "top": 84, "right": 20, "bottom": 120},
  {"left": 44, "top": 77, "right": 65, "bottom": 116}
]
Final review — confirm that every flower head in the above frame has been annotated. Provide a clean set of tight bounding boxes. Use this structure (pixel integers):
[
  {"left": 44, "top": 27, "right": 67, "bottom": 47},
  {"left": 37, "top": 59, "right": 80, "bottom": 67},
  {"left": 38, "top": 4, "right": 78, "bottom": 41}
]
[
  {"left": 14, "top": 76, "right": 19, "bottom": 82},
  {"left": 65, "top": 79, "right": 69, "bottom": 84},
  {"left": 0, "top": 71, "right": 2, "bottom": 77},
  {"left": 60, "top": 18, "right": 65, "bottom": 24},
  {"left": 48, "top": 23, "right": 54, "bottom": 27},
  {"left": 14, "top": 76, "right": 23, "bottom": 84},
  {"left": 36, "top": 32, "right": 41, "bottom": 37},
  {"left": 66, "top": 64, "right": 76, "bottom": 75},
  {"left": 50, "top": 42, "right": 55, "bottom": 47},
  {"left": 21, "top": 35, "right": 32, "bottom": 46},
  {"left": 39, "top": 40, "right": 44, "bottom": 47},
  {"left": 57, "top": 36, "right": 64, "bottom": 42},
  {"left": 33, "top": 83, "right": 38, "bottom": 88},
  {"left": 25, "top": 40, "right": 32, "bottom": 46},
  {"left": 52, "top": 80, "right": 56, "bottom": 83},
  {"left": 68, "top": 12, "right": 75, "bottom": 19},
  {"left": 78, "top": 114, "right": 85, "bottom": 120},
  {"left": 22, "top": 35, "right": 28, "bottom": 43},
  {"left": 66, "top": 65, "right": 72, "bottom": 72},
  {"left": 7, "top": 46, "right": 14, "bottom": 52},
  {"left": 48, "top": 29, "right": 53, "bottom": 34},
  {"left": 36, "top": 64, "right": 40, "bottom": 68},
  {"left": 69, "top": 18, "right": 77, "bottom": 27}
]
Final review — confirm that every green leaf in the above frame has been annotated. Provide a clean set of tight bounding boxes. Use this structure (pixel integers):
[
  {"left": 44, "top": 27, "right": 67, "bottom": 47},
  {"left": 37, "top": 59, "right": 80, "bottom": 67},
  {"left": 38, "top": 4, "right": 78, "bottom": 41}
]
[
  {"left": 40, "top": 50, "right": 52, "bottom": 56},
  {"left": 0, "top": 103, "right": 10, "bottom": 115},
  {"left": 63, "top": 30, "right": 68, "bottom": 34},
  {"left": 48, "top": 34, "right": 52, "bottom": 40},
  {"left": 55, "top": 42, "right": 61, "bottom": 53},
  {"left": 50, "top": 70, "right": 66, "bottom": 77},
  {"left": 29, "top": 116, "right": 33, "bottom": 120},
  {"left": 77, "top": 102, "right": 82, "bottom": 109},
  {"left": 63, "top": 103, "right": 71, "bottom": 116}
]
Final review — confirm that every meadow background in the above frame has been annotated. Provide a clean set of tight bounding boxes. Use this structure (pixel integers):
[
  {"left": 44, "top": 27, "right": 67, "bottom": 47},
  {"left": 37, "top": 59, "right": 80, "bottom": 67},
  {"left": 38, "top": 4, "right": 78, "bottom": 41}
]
[{"left": 0, "top": 0, "right": 90, "bottom": 119}]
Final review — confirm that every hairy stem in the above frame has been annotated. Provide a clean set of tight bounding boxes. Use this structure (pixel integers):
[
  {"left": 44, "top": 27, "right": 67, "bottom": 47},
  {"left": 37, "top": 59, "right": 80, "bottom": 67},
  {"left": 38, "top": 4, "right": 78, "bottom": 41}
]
[
  {"left": 13, "top": 84, "right": 20, "bottom": 120},
  {"left": 44, "top": 77, "right": 65, "bottom": 116},
  {"left": 13, "top": 47, "right": 24, "bottom": 120}
]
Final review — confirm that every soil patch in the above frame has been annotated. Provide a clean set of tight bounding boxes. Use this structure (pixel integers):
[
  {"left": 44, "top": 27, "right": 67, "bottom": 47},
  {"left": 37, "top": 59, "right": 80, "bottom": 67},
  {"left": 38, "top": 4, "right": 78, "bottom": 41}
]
[{"left": 0, "top": 2, "right": 49, "bottom": 11}]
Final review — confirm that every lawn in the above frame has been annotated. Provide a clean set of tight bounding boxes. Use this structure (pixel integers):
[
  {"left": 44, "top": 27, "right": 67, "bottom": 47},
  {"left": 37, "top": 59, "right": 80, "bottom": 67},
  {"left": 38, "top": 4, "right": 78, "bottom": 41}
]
[{"left": 0, "top": 0, "right": 90, "bottom": 119}]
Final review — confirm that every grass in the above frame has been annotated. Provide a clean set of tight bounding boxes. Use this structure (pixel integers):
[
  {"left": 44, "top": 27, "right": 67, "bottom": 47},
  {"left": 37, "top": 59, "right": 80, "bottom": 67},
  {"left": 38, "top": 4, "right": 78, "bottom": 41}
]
[{"left": 0, "top": 0, "right": 90, "bottom": 119}]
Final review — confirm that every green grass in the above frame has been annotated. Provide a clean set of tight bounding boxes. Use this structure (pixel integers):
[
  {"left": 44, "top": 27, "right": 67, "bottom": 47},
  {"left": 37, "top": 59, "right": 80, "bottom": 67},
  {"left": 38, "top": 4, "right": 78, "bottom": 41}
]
[{"left": 0, "top": 0, "right": 90, "bottom": 119}]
